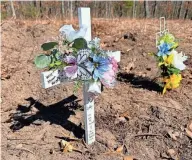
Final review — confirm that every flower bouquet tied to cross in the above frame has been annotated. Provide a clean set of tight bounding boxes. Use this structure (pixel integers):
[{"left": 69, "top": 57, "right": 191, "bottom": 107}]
[
  {"left": 34, "top": 25, "right": 118, "bottom": 92},
  {"left": 151, "top": 32, "right": 187, "bottom": 94}
]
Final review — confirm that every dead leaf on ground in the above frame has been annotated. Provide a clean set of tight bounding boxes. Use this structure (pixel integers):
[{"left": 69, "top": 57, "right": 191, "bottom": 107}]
[
  {"left": 16, "top": 144, "right": 23, "bottom": 148},
  {"left": 60, "top": 140, "right": 73, "bottom": 152},
  {"left": 167, "top": 149, "right": 179, "bottom": 160},
  {"left": 100, "top": 42, "right": 107, "bottom": 48},
  {"left": 185, "top": 128, "right": 192, "bottom": 139},
  {"left": 119, "top": 111, "right": 131, "bottom": 120},
  {"left": 187, "top": 120, "right": 192, "bottom": 132},
  {"left": 102, "top": 144, "right": 125, "bottom": 155},
  {"left": 124, "top": 155, "right": 134, "bottom": 160},
  {"left": 116, "top": 145, "right": 124, "bottom": 153},
  {"left": 167, "top": 130, "right": 180, "bottom": 141},
  {"left": 60, "top": 140, "right": 83, "bottom": 153}
]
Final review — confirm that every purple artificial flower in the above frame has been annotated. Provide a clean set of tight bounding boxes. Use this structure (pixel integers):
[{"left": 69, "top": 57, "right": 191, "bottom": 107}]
[{"left": 63, "top": 55, "right": 78, "bottom": 78}]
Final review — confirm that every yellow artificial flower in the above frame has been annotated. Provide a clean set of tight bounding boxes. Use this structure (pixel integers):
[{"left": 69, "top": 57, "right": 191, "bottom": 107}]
[
  {"left": 163, "top": 74, "right": 182, "bottom": 94},
  {"left": 159, "top": 53, "right": 174, "bottom": 67}
]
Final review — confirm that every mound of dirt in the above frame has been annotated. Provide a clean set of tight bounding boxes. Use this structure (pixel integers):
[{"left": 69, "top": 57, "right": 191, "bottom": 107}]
[{"left": 1, "top": 19, "right": 192, "bottom": 160}]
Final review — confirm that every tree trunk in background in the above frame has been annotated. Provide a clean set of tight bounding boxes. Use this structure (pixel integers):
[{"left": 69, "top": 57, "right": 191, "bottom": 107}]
[
  {"left": 110, "top": 1, "right": 114, "bottom": 19},
  {"left": 61, "top": 0, "right": 64, "bottom": 18},
  {"left": 135, "top": 1, "right": 137, "bottom": 18},
  {"left": 119, "top": 3, "right": 123, "bottom": 17},
  {"left": 184, "top": 1, "right": 189, "bottom": 19},
  {"left": 67, "top": 1, "right": 69, "bottom": 17},
  {"left": 133, "top": 0, "right": 136, "bottom": 18},
  {"left": 108, "top": 1, "right": 111, "bottom": 19},
  {"left": 94, "top": 1, "right": 97, "bottom": 18},
  {"left": 172, "top": 1, "right": 176, "bottom": 19},
  {"left": 177, "top": 1, "right": 182, "bottom": 18},
  {"left": 144, "top": 0, "right": 150, "bottom": 18},
  {"left": 179, "top": 1, "right": 185, "bottom": 19},
  {"left": 153, "top": 1, "right": 157, "bottom": 18},
  {"left": 10, "top": 0, "right": 16, "bottom": 19},
  {"left": 70, "top": 0, "right": 73, "bottom": 20},
  {"left": 33, "top": 1, "right": 36, "bottom": 7},
  {"left": 105, "top": 1, "right": 108, "bottom": 18},
  {"left": 39, "top": 1, "right": 43, "bottom": 18}
]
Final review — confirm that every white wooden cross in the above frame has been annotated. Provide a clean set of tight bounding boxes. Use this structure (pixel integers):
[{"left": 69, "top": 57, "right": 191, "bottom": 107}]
[
  {"left": 156, "top": 17, "right": 169, "bottom": 47},
  {"left": 41, "top": 8, "right": 121, "bottom": 144}
]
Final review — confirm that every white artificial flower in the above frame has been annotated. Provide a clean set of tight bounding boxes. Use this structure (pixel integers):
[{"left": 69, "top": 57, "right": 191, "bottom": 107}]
[
  {"left": 88, "top": 37, "right": 101, "bottom": 49},
  {"left": 171, "top": 50, "right": 188, "bottom": 70},
  {"left": 59, "top": 25, "right": 87, "bottom": 42}
]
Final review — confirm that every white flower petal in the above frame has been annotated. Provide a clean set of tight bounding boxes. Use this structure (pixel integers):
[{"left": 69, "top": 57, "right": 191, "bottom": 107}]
[
  {"left": 59, "top": 24, "right": 87, "bottom": 42},
  {"left": 171, "top": 50, "right": 187, "bottom": 71},
  {"left": 70, "top": 26, "right": 87, "bottom": 42},
  {"left": 59, "top": 25, "right": 75, "bottom": 40}
]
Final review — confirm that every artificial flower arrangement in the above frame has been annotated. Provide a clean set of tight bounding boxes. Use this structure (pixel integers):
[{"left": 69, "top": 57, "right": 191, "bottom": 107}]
[
  {"left": 34, "top": 25, "right": 118, "bottom": 92},
  {"left": 152, "top": 32, "right": 187, "bottom": 94}
]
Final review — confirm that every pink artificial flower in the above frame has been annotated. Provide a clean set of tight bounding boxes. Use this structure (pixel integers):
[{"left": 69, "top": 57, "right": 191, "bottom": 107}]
[
  {"left": 100, "top": 67, "right": 116, "bottom": 87},
  {"left": 110, "top": 57, "right": 118, "bottom": 73},
  {"left": 100, "top": 57, "right": 118, "bottom": 87}
]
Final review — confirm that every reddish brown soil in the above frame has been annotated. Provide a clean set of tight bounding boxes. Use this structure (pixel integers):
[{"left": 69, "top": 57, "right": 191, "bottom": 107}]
[{"left": 1, "top": 19, "right": 192, "bottom": 160}]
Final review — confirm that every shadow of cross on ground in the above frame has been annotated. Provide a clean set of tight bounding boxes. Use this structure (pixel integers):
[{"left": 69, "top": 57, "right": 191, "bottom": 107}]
[
  {"left": 9, "top": 95, "right": 85, "bottom": 139},
  {"left": 117, "top": 72, "right": 163, "bottom": 92}
]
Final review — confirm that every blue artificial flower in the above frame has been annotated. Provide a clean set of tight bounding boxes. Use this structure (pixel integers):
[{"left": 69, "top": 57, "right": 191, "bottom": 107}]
[
  {"left": 85, "top": 55, "right": 110, "bottom": 81},
  {"left": 157, "top": 42, "right": 172, "bottom": 57}
]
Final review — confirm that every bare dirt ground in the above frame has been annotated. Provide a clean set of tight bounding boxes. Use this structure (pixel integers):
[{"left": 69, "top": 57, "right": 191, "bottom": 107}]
[{"left": 1, "top": 18, "right": 192, "bottom": 160}]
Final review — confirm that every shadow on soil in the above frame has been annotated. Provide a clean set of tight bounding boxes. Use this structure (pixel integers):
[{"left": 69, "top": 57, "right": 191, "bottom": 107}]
[
  {"left": 117, "top": 72, "right": 163, "bottom": 92},
  {"left": 9, "top": 95, "right": 85, "bottom": 139}
]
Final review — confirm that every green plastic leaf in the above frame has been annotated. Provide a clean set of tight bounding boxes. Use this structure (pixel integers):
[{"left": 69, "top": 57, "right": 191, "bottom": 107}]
[
  {"left": 167, "top": 66, "right": 181, "bottom": 75},
  {"left": 49, "top": 63, "right": 55, "bottom": 67},
  {"left": 159, "top": 33, "right": 175, "bottom": 44},
  {"left": 72, "top": 38, "right": 87, "bottom": 50},
  {"left": 172, "top": 42, "right": 179, "bottom": 49},
  {"left": 41, "top": 42, "right": 58, "bottom": 51},
  {"left": 34, "top": 54, "right": 51, "bottom": 68},
  {"left": 55, "top": 61, "right": 62, "bottom": 66}
]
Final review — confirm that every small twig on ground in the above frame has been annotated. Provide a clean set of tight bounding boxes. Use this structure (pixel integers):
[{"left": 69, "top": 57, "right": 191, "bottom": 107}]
[
  {"left": 101, "top": 151, "right": 124, "bottom": 156},
  {"left": 7, "top": 138, "right": 33, "bottom": 141},
  {"left": 20, "top": 142, "right": 51, "bottom": 146},
  {"left": 134, "top": 133, "right": 162, "bottom": 137},
  {"left": 73, "top": 148, "right": 83, "bottom": 154},
  {"left": 61, "top": 132, "right": 80, "bottom": 141},
  {"left": 9, "top": 147, "right": 34, "bottom": 155}
]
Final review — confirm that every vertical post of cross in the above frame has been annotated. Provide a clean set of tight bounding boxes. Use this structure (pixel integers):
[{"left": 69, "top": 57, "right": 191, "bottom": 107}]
[
  {"left": 78, "top": 7, "right": 96, "bottom": 144},
  {"left": 156, "top": 17, "right": 169, "bottom": 47},
  {"left": 160, "top": 17, "right": 166, "bottom": 34}
]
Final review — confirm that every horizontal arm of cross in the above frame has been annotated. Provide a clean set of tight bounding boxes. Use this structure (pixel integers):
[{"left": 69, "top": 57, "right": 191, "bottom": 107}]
[{"left": 41, "top": 51, "right": 121, "bottom": 89}]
